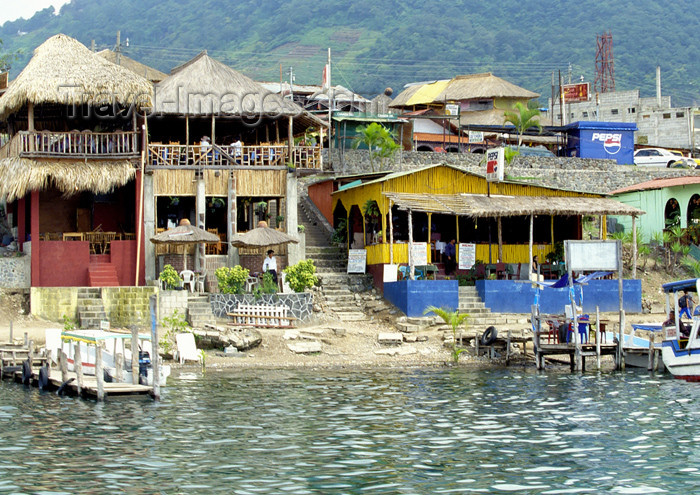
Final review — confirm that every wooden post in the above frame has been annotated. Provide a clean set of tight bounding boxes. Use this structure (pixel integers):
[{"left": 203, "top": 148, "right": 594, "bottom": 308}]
[
  {"left": 150, "top": 295, "right": 161, "bottom": 400},
  {"left": 529, "top": 215, "right": 534, "bottom": 279},
  {"left": 95, "top": 345, "right": 104, "bottom": 401},
  {"left": 74, "top": 344, "right": 83, "bottom": 396},
  {"left": 227, "top": 173, "right": 237, "bottom": 267},
  {"left": 647, "top": 338, "right": 654, "bottom": 371},
  {"left": 115, "top": 353, "right": 123, "bottom": 383},
  {"left": 131, "top": 326, "right": 139, "bottom": 385},
  {"left": 60, "top": 350, "right": 68, "bottom": 384},
  {"left": 135, "top": 124, "right": 146, "bottom": 286},
  {"left": 497, "top": 216, "right": 503, "bottom": 262},
  {"left": 185, "top": 116, "right": 190, "bottom": 162},
  {"left": 505, "top": 330, "right": 512, "bottom": 365},
  {"left": 619, "top": 310, "right": 626, "bottom": 370},
  {"left": 211, "top": 115, "right": 216, "bottom": 146},
  {"left": 617, "top": 239, "right": 624, "bottom": 369},
  {"left": 632, "top": 215, "right": 637, "bottom": 279},
  {"left": 389, "top": 200, "right": 394, "bottom": 265},
  {"left": 596, "top": 305, "right": 601, "bottom": 370},
  {"left": 28, "top": 102, "right": 35, "bottom": 131},
  {"left": 288, "top": 117, "right": 294, "bottom": 167},
  {"left": 408, "top": 208, "right": 414, "bottom": 280},
  {"left": 427, "top": 213, "right": 432, "bottom": 263}
]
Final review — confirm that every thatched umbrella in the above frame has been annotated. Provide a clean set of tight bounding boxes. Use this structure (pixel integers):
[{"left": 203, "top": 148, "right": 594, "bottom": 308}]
[
  {"left": 150, "top": 220, "right": 220, "bottom": 271},
  {"left": 229, "top": 221, "right": 299, "bottom": 248}
]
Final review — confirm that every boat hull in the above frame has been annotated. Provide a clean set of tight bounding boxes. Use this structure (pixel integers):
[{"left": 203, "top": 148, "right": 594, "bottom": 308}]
[{"left": 661, "top": 341, "right": 700, "bottom": 380}]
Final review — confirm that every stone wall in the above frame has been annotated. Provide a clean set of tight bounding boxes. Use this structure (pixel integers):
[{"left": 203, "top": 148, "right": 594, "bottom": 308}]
[
  {"left": 210, "top": 292, "right": 314, "bottom": 323},
  {"left": 0, "top": 255, "right": 30, "bottom": 289},
  {"left": 31, "top": 286, "right": 158, "bottom": 327},
  {"left": 158, "top": 289, "right": 189, "bottom": 323},
  {"left": 325, "top": 149, "right": 700, "bottom": 194},
  {"left": 103, "top": 287, "right": 158, "bottom": 328}
]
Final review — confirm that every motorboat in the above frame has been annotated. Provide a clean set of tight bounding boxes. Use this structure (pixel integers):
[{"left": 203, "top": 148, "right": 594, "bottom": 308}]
[
  {"left": 620, "top": 323, "right": 665, "bottom": 371},
  {"left": 660, "top": 279, "right": 700, "bottom": 381},
  {"left": 54, "top": 329, "right": 171, "bottom": 387}
]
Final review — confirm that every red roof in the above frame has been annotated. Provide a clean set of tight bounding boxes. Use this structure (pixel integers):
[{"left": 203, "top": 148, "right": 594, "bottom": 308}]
[{"left": 610, "top": 176, "right": 700, "bottom": 195}]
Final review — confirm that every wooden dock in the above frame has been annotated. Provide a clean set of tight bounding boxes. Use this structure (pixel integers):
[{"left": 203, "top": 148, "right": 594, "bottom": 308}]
[
  {"left": 1, "top": 340, "right": 155, "bottom": 400},
  {"left": 534, "top": 341, "right": 619, "bottom": 371}
]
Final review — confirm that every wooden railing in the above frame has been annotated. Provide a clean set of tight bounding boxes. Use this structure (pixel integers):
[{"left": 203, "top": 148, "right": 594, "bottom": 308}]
[
  {"left": 18, "top": 131, "right": 139, "bottom": 158},
  {"left": 147, "top": 143, "right": 321, "bottom": 169}
]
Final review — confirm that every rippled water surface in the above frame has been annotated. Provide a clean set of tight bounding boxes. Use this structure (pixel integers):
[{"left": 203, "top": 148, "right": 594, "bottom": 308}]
[{"left": 1, "top": 368, "right": 700, "bottom": 494}]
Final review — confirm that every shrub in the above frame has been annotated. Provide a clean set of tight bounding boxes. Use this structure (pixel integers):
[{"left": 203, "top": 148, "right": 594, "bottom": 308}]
[
  {"left": 283, "top": 260, "right": 318, "bottom": 292},
  {"left": 253, "top": 271, "right": 278, "bottom": 298},
  {"left": 159, "top": 264, "right": 182, "bottom": 290},
  {"left": 215, "top": 265, "right": 249, "bottom": 294},
  {"left": 160, "top": 309, "right": 192, "bottom": 355}
]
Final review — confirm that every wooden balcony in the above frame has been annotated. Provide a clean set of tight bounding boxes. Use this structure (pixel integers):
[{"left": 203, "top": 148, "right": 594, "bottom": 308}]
[
  {"left": 17, "top": 130, "right": 139, "bottom": 159},
  {"left": 146, "top": 143, "right": 321, "bottom": 170}
]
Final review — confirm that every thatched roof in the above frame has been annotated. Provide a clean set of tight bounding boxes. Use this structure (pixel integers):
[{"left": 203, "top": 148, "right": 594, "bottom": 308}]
[
  {"left": 154, "top": 52, "right": 322, "bottom": 121},
  {"left": 383, "top": 192, "right": 645, "bottom": 218},
  {"left": 390, "top": 73, "right": 538, "bottom": 108},
  {"left": 0, "top": 34, "right": 153, "bottom": 119},
  {"left": 150, "top": 224, "right": 220, "bottom": 244},
  {"left": 229, "top": 226, "right": 299, "bottom": 247},
  {"left": 0, "top": 157, "right": 136, "bottom": 202},
  {"left": 97, "top": 49, "right": 167, "bottom": 83}
]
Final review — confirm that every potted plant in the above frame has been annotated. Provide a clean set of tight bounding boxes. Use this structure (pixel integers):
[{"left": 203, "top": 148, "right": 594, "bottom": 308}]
[
  {"left": 159, "top": 264, "right": 182, "bottom": 290},
  {"left": 276, "top": 214, "right": 285, "bottom": 230}
]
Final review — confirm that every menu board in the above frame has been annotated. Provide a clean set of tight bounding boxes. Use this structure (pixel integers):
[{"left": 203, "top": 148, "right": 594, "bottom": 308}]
[
  {"left": 347, "top": 249, "right": 367, "bottom": 273},
  {"left": 410, "top": 243, "right": 428, "bottom": 266},
  {"left": 458, "top": 243, "right": 476, "bottom": 270}
]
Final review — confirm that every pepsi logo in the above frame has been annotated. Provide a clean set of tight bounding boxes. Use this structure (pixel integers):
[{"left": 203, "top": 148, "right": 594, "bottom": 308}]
[{"left": 591, "top": 132, "right": 622, "bottom": 155}]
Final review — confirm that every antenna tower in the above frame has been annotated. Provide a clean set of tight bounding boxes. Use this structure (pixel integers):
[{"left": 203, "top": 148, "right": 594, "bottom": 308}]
[{"left": 594, "top": 31, "right": 615, "bottom": 93}]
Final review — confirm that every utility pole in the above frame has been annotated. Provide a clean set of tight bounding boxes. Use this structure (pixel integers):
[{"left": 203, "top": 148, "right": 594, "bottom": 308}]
[
  {"left": 568, "top": 63, "right": 572, "bottom": 84},
  {"left": 115, "top": 31, "right": 121, "bottom": 65},
  {"left": 287, "top": 66, "right": 295, "bottom": 101},
  {"left": 327, "top": 48, "right": 333, "bottom": 170}
]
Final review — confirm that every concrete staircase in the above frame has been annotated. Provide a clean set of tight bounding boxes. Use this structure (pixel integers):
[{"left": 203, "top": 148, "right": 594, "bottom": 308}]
[
  {"left": 298, "top": 202, "right": 372, "bottom": 322},
  {"left": 459, "top": 286, "right": 529, "bottom": 331},
  {"left": 187, "top": 295, "right": 216, "bottom": 329},
  {"left": 77, "top": 287, "right": 107, "bottom": 329},
  {"left": 87, "top": 255, "right": 119, "bottom": 287}
]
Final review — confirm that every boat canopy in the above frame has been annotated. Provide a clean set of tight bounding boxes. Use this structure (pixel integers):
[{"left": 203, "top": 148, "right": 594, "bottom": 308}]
[
  {"left": 662, "top": 279, "right": 700, "bottom": 294},
  {"left": 61, "top": 330, "right": 152, "bottom": 344}
]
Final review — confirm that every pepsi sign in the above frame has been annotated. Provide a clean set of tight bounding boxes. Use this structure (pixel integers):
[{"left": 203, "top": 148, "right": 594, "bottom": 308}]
[
  {"left": 564, "top": 122, "right": 637, "bottom": 165},
  {"left": 591, "top": 133, "right": 622, "bottom": 155}
]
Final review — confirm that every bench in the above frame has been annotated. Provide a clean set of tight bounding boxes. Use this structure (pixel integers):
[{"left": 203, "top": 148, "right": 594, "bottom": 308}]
[{"left": 227, "top": 303, "right": 296, "bottom": 328}]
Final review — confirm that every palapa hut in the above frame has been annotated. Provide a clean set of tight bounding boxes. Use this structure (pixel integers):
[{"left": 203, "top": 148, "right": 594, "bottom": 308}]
[
  {"left": 144, "top": 51, "right": 326, "bottom": 286},
  {"left": 329, "top": 163, "right": 644, "bottom": 288},
  {"left": 96, "top": 49, "right": 167, "bottom": 83},
  {"left": 0, "top": 34, "right": 153, "bottom": 288}
]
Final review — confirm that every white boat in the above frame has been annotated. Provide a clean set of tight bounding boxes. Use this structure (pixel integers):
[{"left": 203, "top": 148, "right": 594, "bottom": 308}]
[
  {"left": 57, "top": 329, "right": 171, "bottom": 387},
  {"left": 660, "top": 279, "right": 700, "bottom": 381},
  {"left": 620, "top": 323, "right": 665, "bottom": 371}
]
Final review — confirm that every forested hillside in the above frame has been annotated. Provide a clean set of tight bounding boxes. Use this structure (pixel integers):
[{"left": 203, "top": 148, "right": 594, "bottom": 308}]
[{"left": 1, "top": 0, "right": 699, "bottom": 105}]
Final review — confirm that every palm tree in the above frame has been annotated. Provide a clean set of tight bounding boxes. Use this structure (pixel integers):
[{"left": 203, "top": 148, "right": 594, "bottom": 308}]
[
  {"left": 424, "top": 305, "right": 469, "bottom": 363},
  {"left": 353, "top": 122, "right": 400, "bottom": 172},
  {"left": 503, "top": 101, "right": 542, "bottom": 148}
]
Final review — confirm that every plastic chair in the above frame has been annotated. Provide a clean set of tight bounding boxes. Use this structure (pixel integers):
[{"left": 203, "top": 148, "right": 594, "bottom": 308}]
[
  {"left": 495, "top": 262, "right": 506, "bottom": 279},
  {"left": 180, "top": 270, "right": 195, "bottom": 293},
  {"left": 175, "top": 333, "right": 201, "bottom": 364},
  {"left": 475, "top": 264, "right": 486, "bottom": 279},
  {"left": 508, "top": 263, "right": 522, "bottom": 280}
]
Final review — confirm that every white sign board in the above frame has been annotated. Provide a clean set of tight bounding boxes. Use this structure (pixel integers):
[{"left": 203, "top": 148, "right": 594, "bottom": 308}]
[
  {"left": 566, "top": 240, "right": 620, "bottom": 272},
  {"left": 347, "top": 249, "right": 367, "bottom": 273},
  {"left": 458, "top": 243, "right": 476, "bottom": 270},
  {"left": 468, "top": 131, "right": 484, "bottom": 143},
  {"left": 446, "top": 104, "right": 460, "bottom": 116},
  {"left": 486, "top": 147, "right": 505, "bottom": 182},
  {"left": 410, "top": 243, "right": 428, "bottom": 266},
  {"left": 383, "top": 264, "right": 398, "bottom": 283}
]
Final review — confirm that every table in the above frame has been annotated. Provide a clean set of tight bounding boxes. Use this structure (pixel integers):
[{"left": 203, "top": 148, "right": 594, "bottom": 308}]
[
  {"left": 541, "top": 263, "right": 565, "bottom": 279},
  {"left": 62, "top": 232, "right": 84, "bottom": 241}
]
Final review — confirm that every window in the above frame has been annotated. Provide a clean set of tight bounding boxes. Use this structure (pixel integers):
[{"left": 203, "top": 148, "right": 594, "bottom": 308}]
[
  {"left": 611, "top": 109, "right": 619, "bottom": 115},
  {"left": 643, "top": 114, "right": 650, "bottom": 119},
  {"left": 582, "top": 111, "right": 589, "bottom": 118},
  {"left": 677, "top": 112, "right": 685, "bottom": 118},
  {"left": 663, "top": 113, "right": 671, "bottom": 119},
  {"left": 628, "top": 108, "right": 636, "bottom": 114},
  {"left": 570, "top": 112, "right": 575, "bottom": 119}
]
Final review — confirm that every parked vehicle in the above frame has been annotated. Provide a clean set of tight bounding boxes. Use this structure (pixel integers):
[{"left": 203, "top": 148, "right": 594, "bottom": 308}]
[
  {"left": 634, "top": 148, "right": 694, "bottom": 168},
  {"left": 516, "top": 146, "right": 555, "bottom": 157}
]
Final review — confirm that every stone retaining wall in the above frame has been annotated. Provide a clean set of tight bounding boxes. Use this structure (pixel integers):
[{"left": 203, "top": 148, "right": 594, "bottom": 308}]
[
  {"left": 158, "top": 289, "right": 189, "bottom": 323},
  {"left": 325, "top": 149, "right": 700, "bottom": 194},
  {"left": 210, "top": 292, "right": 314, "bottom": 322},
  {"left": 0, "top": 256, "right": 30, "bottom": 289}
]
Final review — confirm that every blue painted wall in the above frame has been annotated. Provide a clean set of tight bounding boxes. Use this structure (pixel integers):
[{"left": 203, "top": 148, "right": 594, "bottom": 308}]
[
  {"left": 384, "top": 280, "right": 459, "bottom": 317},
  {"left": 475, "top": 279, "right": 642, "bottom": 314}
]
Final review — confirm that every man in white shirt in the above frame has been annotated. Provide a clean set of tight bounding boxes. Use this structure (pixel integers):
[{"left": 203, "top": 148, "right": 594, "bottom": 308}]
[{"left": 262, "top": 249, "right": 277, "bottom": 283}]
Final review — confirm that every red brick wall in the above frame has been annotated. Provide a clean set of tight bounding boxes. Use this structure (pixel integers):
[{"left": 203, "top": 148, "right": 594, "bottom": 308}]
[
  {"left": 38, "top": 241, "right": 90, "bottom": 286},
  {"left": 111, "top": 240, "right": 144, "bottom": 286}
]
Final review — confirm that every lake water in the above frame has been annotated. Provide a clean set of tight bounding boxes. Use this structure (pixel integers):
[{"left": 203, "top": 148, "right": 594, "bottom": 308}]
[{"left": 1, "top": 367, "right": 699, "bottom": 494}]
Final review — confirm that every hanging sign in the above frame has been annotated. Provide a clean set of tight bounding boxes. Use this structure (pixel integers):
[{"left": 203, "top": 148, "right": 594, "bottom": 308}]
[
  {"left": 410, "top": 243, "right": 428, "bottom": 266},
  {"left": 468, "top": 131, "right": 484, "bottom": 143},
  {"left": 347, "top": 249, "right": 367, "bottom": 273},
  {"left": 458, "top": 243, "right": 476, "bottom": 270},
  {"left": 486, "top": 147, "right": 504, "bottom": 182}
]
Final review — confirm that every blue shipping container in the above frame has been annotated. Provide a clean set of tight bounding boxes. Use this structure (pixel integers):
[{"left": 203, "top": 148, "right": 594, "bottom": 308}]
[{"left": 564, "top": 121, "right": 637, "bottom": 165}]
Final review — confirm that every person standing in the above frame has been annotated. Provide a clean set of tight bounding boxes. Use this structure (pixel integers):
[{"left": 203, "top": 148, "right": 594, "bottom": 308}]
[
  {"left": 262, "top": 249, "right": 278, "bottom": 283},
  {"left": 444, "top": 239, "right": 456, "bottom": 276},
  {"left": 679, "top": 291, "right": 695, "bottom": 319}
]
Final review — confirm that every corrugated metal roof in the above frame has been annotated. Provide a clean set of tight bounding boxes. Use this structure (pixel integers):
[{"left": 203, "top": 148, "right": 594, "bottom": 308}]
[
  {"left": 412, "top": 132, "right": 469, "bottom": 144},
  {"left": 610, "top": 176, "right": 700, "bottom": 195}
]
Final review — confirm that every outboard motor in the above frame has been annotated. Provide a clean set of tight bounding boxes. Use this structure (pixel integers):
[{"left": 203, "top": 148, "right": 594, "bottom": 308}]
[{"left": 138, "top": 351, "right": 151, "bottom": 384}]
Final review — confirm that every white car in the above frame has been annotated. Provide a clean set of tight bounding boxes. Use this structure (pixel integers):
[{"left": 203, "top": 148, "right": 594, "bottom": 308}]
[{"left": 634, "top": 148, "right": 694, "bottom": 168}]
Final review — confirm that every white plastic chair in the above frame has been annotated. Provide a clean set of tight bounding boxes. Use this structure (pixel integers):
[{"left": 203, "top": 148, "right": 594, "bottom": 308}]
[
  {"left": 44, "top": 328, "right": 63, "bottom": 364},
  {"left": 175, "top": 333, "right": 201, "bottom": 364},
  {"left": 180, "top": 270, "right": 195, "bottom": 293},
  {"left": 245, "top": 275, "right": 259, "bottom": 293}
]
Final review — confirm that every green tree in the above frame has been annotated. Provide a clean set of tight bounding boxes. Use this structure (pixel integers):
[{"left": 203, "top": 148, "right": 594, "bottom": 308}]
[
  {"left": 424, "top": 305, "right": 469, "bottom": 363},
  {"left": 503, "top": 101, "right": 542, "bottom": 148},
  {"left": 352, "top": 122, "right": 400, "bottom": 172}
]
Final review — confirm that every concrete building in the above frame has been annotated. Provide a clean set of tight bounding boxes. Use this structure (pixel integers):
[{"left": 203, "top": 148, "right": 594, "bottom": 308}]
[{"left": 547, "top": 88, "right": 697, "bottom": 152}]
